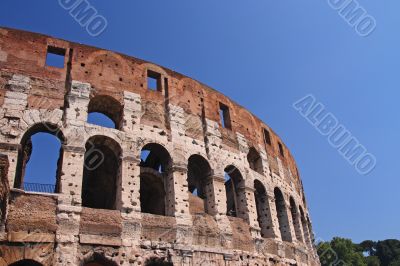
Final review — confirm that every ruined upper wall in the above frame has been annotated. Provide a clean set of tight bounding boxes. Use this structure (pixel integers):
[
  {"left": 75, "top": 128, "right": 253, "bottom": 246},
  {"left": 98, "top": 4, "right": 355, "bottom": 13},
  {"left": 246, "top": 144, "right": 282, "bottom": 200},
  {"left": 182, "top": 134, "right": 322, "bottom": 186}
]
[{"left": 0, "top": 27, "right": 304, "bottom": 196}]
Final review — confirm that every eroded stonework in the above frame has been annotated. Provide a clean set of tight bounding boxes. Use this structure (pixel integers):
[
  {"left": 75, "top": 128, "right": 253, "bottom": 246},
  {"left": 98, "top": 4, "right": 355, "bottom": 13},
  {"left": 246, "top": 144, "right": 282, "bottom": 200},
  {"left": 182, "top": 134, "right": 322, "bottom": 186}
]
[{"left": 0, "top": 28, "right": 320, "bottom": 266}]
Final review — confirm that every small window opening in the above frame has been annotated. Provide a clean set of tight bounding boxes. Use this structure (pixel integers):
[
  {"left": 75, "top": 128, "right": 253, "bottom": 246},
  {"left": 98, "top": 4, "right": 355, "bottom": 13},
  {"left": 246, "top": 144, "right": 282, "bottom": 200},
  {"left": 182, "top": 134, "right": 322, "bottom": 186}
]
[
  {"left": 219, "top": 102, "right": 232, "bottom": 129},
  {"left": 278, "top": 142, "right": 285, "bottom": 157},
  {"left": 263, "top": 128, "right": 271, "bottom": 145},
  {"left": 46, "top": 46, "right": 66, "bottom": 68},
  {"left": 147, "top": 70, "right": 162, "bottom": 91},
  {"left": 247, "top": 147, "right": 263, "bottom": 174}
]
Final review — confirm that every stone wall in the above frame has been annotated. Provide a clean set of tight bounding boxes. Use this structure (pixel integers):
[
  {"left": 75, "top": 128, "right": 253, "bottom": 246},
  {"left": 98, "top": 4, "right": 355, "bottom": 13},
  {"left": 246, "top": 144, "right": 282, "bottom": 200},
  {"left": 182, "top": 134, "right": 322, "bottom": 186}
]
[{"left": 0, "top": 27, "right": 320, "bottom": 266}]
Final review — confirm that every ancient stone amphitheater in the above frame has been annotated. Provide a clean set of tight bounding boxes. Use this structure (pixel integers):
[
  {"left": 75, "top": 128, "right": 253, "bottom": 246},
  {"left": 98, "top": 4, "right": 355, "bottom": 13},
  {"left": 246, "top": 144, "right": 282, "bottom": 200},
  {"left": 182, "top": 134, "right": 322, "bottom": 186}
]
[{"left": 0, "top": 28, "right": 320, "bottom": 266}]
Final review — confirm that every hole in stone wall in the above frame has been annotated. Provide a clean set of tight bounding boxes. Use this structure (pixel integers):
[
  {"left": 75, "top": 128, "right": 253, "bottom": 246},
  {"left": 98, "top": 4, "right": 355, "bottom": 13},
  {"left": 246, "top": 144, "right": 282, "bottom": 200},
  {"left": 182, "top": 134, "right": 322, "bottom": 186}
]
[
  {"left": 14, "top": 123, "right": 64, "bottom": 194},
  {"left": 82, "top": 136, "right": 121, "bottom": 210},
  {"left": 247, "top": 147, "right": 263, "bottom": 175},
  {"left": 278, "top": 141, "right": 285, "bottom": 157},
  {"left": 87, "top": 95, "right": 123, "bottom": 129},
  {"left": 140, "top": 143, "right": 171, "bottom": 215},
  {"left": 45, "top": 46, "right": 66, "bottom": 68},
  {"left": 219, "top": 102, "right": 232, "bottom": 129},
  {"left": 263, "top": 128, "right": 271, "bottom": 145},
  {"left": 147, "top": 70, "right": 162, "bottom": 91}
]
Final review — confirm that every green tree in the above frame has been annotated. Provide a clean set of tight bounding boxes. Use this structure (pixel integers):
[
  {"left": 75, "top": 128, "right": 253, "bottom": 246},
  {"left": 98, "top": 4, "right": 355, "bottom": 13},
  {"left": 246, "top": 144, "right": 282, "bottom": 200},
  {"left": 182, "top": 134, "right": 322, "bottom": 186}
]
[
  {"left": 376, "top": 240, "right": 400, "bottom": 266},
  {"left": 317, "top": 237, "right": 367, "bottom": 266},
  {"left": 365, "top": 256, "right": 381, "bottom": 266}
]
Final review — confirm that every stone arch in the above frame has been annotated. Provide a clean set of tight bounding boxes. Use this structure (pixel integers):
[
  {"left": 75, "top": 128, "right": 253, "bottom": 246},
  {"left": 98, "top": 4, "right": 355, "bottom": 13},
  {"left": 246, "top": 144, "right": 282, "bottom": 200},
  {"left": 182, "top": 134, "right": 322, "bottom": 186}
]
[
  {"left": 254, "top": 179, "right": 274, "bottom": 238},
  {"left": 224, "top": 165, "right": 246, "bottom": 219},
  {"left": 144, "top": 257, "right": 173, "bottom": 266},
  {"left": 9, "top": 260, "right": 43, "bottom": 266},
  {"left": 247, "top": 147, "right": 263, "bottom": 174},
  {"left": 87, "top": 95, "right": 123, "bottom": 129},
  {"left": 140, "top": 143, "right": 172, "bottom": 216},
  {"left": 81, "top": 252, "right": 118, "bottom": 266},
  {"left": 274, "top": 187, "right": 292, "bottom": 242},
  {"left": 82, "top": 135, "right": 122, "bottom": 210},
  {"left": 14, "top": 123, "right": 65, "bottom": 193},
  {"left": 289, "top": 197, "right": 303, "bottom": 242},
  {"left": 187, "top": 154, "right": 213, "bottom": 214}
]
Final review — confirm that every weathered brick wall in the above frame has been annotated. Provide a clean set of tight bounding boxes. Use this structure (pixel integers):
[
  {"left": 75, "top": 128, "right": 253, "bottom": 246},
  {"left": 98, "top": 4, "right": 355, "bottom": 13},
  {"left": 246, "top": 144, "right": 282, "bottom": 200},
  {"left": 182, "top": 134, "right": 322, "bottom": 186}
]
[{"left": 0, "top": 27, "right": 320, "bottom": 266}]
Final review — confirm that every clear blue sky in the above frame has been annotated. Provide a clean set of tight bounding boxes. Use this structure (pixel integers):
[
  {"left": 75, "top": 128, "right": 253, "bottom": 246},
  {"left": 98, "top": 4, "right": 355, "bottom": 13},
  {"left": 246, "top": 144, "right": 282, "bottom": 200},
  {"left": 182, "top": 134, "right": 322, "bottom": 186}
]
[{"left": 1, "top": 1, "right": 398, "bottom": 243}]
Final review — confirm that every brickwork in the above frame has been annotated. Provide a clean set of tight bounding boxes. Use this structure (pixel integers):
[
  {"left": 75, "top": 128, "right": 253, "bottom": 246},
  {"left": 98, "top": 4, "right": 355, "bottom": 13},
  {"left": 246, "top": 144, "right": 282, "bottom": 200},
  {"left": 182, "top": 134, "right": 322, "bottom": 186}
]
[{"left": 0, "top": 28, "right": 320, "bottom": 266}]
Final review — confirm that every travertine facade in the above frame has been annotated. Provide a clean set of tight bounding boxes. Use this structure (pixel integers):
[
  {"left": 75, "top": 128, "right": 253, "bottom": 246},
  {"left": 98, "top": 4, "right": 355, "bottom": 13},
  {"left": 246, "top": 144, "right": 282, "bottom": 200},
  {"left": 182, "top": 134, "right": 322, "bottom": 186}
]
[{"left": 0, "top": 28, "right": 320, "bottom": 266}]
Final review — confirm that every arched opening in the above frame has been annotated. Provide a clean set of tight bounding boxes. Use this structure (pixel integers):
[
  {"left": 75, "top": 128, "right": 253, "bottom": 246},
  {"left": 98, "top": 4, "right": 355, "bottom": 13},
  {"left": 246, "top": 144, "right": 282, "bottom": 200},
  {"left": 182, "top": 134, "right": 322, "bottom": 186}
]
[
  {"left": 82, "top": 136, "right": 122, "bottom": 210},
  {"left": 289, "top": 197, "right": 303, "bottom": 242},
  {"left": 224, "top": 165, "right": 246, "bottom": 218},
  {"left": 14, "top": 123, "right": 64, "bottom": 193},
  {"left": 82, "top": 253, "right": 118, "bottom": 266},
  {"left": 9, "top": 260, "right": 43, "bottom": 266},
  {"left": 247, "top": 147, "right": 263, "bottom": 174},
  {"left": 274, "top": 187, "right": 292, "bottom": 242},
  {"left": 254, "top": 180, "right": 274, "bottom": 238},
  {"left": 145, "top": 257, "right": 173, "bottom": 266},
  {"left": 187, "top": 154, "right": 213, "bottom": 214},
  {"left": 87, "top": 95, "right": 123, "bottom": 129},
  {"left": 299, "top": 207, "right": 312, "bottom": 247},
  {"left": 140, "top": 143, "right": 171, "bottom": 216}
]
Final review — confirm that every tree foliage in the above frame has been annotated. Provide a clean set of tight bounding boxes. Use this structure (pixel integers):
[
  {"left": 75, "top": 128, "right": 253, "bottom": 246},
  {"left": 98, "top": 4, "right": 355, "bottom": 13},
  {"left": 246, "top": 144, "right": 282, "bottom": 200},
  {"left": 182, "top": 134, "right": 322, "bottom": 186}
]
[{"left": 317, "top": 238, "right": 400, "bottom": 266}]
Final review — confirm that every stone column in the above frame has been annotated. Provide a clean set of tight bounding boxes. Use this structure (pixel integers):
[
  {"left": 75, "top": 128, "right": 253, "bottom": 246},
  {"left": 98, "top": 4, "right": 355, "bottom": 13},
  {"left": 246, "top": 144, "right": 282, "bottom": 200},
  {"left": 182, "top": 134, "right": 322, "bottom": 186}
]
[
  {"left": 166, "top": 163, "right": 192, "bottom": 245},
  {"left": 236, "top": 185, "right": 261, "bottom": 238},
  {"left": 207, "top": 173, "right": 233, "bottom": 246},
  {"left": 120, "top": 155, "right": 141, "bottom": 247},
  {"left": 54, "top": 144, "right": 85, "bottom": 265},
  {"left": 64, "top": 81, "right": 90, "bottom": 126}
]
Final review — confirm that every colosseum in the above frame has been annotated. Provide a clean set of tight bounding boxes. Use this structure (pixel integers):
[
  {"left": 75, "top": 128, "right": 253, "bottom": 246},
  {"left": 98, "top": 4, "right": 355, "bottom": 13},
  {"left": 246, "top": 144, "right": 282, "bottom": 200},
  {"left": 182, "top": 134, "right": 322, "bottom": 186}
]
[{"left": 0, "top": 28, "right": 320, "bottom": 266}]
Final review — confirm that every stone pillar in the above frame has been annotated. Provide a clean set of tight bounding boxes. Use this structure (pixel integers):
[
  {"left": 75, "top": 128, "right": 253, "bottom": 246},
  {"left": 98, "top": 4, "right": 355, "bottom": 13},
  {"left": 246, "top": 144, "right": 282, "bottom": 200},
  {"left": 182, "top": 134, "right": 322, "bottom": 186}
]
[
  {"left": 166, "top": 163, "right": 193, "bottom": 245},
  {"left": 64, "top": 81, "right": 90, "bottom": 126},
  {"left": 54, "top": 144, "right": 85, "bottom": 265},
  {"left": 236, "top": 185, "right": 261, "bottom": 238},
  {"left": 122, "top": 91, "right": 141, "bottom": 133},
  {"left": 292, "top": 205, "right": 305, "bottom": 244},
  {"left": 120, "top": 155, "right": 141, "bottom": 247},
  {"left": 207, "top": 173, "right": 233, "bottom": 246},
  {"left": 0, "top": 145, "right": 19, "bottom": 189}
]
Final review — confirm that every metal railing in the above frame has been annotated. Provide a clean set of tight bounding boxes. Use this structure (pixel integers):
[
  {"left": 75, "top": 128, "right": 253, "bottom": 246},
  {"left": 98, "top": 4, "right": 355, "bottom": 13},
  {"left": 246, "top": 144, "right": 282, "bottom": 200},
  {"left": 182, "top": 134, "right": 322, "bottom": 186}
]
[{"left": 23, "top": 182, "right": 56, "bottom": 193}]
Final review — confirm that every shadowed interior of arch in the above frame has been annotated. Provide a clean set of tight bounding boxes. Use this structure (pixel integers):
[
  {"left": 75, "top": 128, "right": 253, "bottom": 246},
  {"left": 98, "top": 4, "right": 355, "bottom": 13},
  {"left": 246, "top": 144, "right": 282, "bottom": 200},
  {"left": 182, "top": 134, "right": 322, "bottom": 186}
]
[
  {"left": 139, "top": 143, "right": 171, "bottom": 215},
  {"left": 9, "top": 259, "right": 43, "bottom": 266},
  {"left": 187, "top": 154, "right": 212, "bottom": 214}
]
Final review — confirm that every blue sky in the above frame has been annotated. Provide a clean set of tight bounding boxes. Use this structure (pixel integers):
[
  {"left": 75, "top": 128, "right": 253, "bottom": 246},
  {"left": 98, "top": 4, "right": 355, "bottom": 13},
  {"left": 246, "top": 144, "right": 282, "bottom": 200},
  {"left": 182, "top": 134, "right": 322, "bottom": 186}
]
[{"left": 1, "top": 1, "right": 399, "bottom": 243}]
